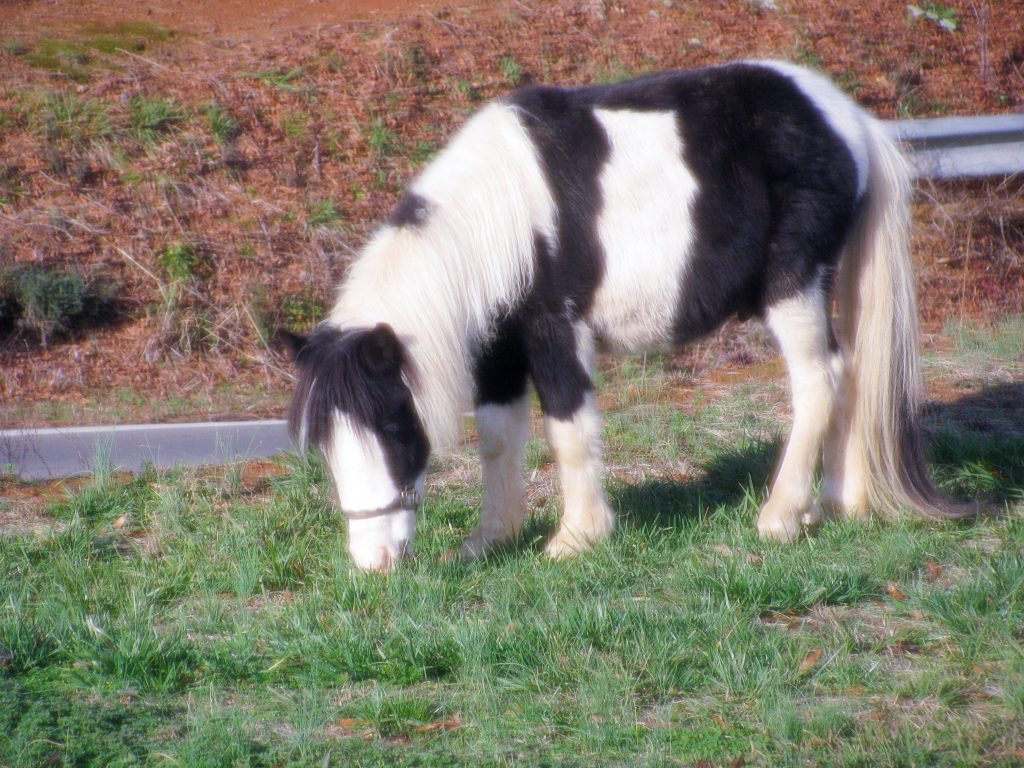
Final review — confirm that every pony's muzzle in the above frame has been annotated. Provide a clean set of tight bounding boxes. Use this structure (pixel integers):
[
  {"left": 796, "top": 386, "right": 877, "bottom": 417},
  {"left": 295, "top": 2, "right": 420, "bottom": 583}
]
[{"left": 356, "top": 540, "right": 413, "bottom": 574}]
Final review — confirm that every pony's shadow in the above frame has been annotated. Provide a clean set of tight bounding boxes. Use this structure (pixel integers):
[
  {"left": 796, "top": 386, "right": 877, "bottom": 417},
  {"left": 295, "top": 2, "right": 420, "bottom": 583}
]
[
  {"left": 604, "top": 379, "right": 1024, "bottom": 531},
  {"left": 922, "top": 379, "right": 1024, "bottom": 506},
  {"left": 610, "top": 441, "right": 779, "bottom": 530}
]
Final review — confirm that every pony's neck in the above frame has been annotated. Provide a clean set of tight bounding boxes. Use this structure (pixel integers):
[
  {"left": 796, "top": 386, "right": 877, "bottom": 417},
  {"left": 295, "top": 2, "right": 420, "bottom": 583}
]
[{"left": 327, "top": 102, "right": 555, "bottom": 450}]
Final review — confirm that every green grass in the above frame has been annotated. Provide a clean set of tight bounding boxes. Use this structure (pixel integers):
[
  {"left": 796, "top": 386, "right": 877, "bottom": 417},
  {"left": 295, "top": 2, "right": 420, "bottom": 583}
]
[
  {"left": 2, "top": 325, "right": 1023, "bottom": 766},
  {"left": 242, "top": 67, "right": 308, "bottom": 93}
]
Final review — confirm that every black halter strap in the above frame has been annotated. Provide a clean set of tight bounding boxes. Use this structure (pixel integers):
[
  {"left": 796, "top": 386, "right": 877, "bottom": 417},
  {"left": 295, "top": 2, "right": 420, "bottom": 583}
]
[{"left": 341, "top": 485, "right": 421, "bottom": 521}]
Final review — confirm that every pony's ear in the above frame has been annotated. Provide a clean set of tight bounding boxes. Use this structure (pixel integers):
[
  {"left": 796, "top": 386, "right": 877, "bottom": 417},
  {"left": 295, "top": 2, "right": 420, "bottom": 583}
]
[
  {"left": 358, "top": 323, "right": 403, "bottom": 377},
  {"left": 275, "top": 329, "right": 309, "bottom": 361}
]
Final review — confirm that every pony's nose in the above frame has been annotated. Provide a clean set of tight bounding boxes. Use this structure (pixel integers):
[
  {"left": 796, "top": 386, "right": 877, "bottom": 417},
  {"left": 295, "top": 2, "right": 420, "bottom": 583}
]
[{"left": 361, "top": 542, "right": 412, "bottom": 574}]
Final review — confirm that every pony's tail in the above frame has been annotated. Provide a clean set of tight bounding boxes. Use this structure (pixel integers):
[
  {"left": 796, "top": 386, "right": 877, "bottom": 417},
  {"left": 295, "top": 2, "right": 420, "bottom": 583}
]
[{"left": 833, "top": 118, "right": 973, "bottom": 520}]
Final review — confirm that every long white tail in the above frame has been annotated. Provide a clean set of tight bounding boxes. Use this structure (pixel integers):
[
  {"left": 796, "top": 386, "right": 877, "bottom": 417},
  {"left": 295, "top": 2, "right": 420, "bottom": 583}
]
[{"left": 833, "top": 119, "right": 972, "bottom": 520}]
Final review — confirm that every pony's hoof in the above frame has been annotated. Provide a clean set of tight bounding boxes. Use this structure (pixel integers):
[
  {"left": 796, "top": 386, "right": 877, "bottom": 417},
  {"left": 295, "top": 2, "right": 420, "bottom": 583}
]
[
  {"left": 544, "top": 527, "right": 598, "bottom": 559},
  {"left": 460, "top": 535, "right": 493, "bottom": 562},
  {"left": 460, "top": 526, "right": 516, "bottom": 561},
  {"left": 545, "top": 534, "right": 585, "bottom": 559},
  {"left": 757, "top": 519, "right": 800, "bottom": 543},
  {"left": 756, "top": 508, "right": 803, "bottom": 543}
]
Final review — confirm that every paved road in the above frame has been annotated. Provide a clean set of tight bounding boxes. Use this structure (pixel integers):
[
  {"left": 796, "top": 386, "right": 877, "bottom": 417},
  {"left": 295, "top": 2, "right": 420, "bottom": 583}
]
[{"left": 1, "top": 420, "right": 292, "bottom": 481}]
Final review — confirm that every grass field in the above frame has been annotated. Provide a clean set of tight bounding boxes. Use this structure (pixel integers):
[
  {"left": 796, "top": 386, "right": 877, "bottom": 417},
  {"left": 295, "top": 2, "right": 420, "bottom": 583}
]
[{"left": 2, "top": 319, "right": 1023, "bottom": 767}]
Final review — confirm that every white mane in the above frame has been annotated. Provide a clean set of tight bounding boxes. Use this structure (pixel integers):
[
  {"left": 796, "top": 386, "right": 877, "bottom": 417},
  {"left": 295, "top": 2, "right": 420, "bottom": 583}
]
[{"left": 328, "top": 103, "right": 555, "bottom": 450}]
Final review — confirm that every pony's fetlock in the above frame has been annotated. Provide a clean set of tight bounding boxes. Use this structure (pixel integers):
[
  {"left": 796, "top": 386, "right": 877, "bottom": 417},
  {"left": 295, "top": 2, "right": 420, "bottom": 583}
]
[
  {"left": 545, "top": 501, "right": 615, "bottom": 558},
  {"left": 461, "top": 508, "right": 525, "bottom": 560}
]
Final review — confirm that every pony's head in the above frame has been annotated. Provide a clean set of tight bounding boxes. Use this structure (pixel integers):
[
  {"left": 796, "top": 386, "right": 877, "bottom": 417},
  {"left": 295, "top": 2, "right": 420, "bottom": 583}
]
[{"left": 283, "top": 323, "right": 430, "bottom": 572}]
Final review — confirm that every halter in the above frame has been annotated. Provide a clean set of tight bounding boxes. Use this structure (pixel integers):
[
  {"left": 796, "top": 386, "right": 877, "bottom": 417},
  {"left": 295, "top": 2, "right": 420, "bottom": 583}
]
[{"left": 341, "top": 484, "right": 421, "bottom": 521}]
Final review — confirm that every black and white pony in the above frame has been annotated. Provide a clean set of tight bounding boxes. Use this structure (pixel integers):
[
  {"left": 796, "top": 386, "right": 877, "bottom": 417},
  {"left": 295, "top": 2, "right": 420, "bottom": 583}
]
[{"left": 285, "top": 60, "right": 969, "bottom": 573}]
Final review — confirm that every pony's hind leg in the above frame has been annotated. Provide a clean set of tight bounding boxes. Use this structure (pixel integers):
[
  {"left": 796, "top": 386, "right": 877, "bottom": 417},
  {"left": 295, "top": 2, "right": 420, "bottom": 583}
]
[
  {"left": 757, "top": 285, "right": 839, "bottom": 542},
  {"left": 820, "top": 353, "right": 871, "bottom": 520},
  {"left": 461, "top": 394, "right": 532, "bottom": 560}
]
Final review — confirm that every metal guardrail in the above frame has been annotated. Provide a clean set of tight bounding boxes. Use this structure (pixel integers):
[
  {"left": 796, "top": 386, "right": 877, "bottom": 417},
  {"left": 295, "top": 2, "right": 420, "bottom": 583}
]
[
  {"left": 1, "top": 421, "right": 290, "bottom": 481},
  {"left": 2, "top": 115, "right": 1022, "bottom": 481},
  {"left": 887, "top": 113, "right": 1024, "bottom": 179}
]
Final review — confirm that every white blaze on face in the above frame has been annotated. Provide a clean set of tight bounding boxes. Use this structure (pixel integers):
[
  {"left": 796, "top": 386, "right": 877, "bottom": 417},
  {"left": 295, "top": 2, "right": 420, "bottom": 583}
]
[{"left": 325, "top": 412, "right": 420, "bottom": 573}]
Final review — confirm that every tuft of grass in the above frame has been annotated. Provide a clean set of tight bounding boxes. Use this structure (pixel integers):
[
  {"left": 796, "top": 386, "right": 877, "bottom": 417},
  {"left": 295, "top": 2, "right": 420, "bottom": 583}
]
[
  {"left": 130, "top": 96, "right": 186, "bottom": 144},
  {"left": 2, "top": 39, "right": 30, "bottom": 56},
  {"left": 42, "top": 92, "right": 114, "bottom": 145},
  {"left": 24, "top": 39, "right": 93, "bottom": 81},
  {"left": 157, "top": 241, "right": 202, "bottom": 284},
  {"left": 499, "top": 55, "right": 524, "bottom": 86},
  {"left": 204, "top": 102, "right": 241, "bottom": 144},
  {"left": 279, "top": 291, "right": 324, "bottom": 332},
  {"left": 908, "top": 2, "right": 959, "bottom": 32},
  {"left": 365, "top": 115, "right": 399, "bottom": 158},
  {"left": 306, "top": 198, "right": 341, "bottom": 229},
  {"left": 241, "top": 67, "right": 307, "bottom": 93},
  {"left": 281, "top": 111, "right": 309, "bottom": 139},
  {"left": 12, "top": 24, "right": 174, "bottom": 81}
]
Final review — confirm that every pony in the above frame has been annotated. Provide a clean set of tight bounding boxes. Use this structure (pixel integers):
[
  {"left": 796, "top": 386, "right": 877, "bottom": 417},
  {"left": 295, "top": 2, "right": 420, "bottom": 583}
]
[{"left": 284, "top": 60, "right": 971, "bottom": 573}]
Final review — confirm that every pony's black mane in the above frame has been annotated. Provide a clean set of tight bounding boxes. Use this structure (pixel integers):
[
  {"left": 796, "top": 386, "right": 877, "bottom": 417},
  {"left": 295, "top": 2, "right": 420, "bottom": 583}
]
[
  {"left": 286, "top": 324, "right": 430, "bottom": 483},
  {"left": 288, "top": 326, "right": 365, "bottom": 448}
]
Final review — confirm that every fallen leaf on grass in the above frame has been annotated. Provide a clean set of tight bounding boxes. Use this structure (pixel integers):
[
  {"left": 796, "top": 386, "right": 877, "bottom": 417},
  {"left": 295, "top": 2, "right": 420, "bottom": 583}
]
[
  {"left": 924, "top": 562, "right": 946, "bottom": 582},
  {"left": 712, "top": 544, "right": 734, "bottom": 557},
  {"left": 798, "top": 648, "right": 823, "bottom": 675},
  {"left": 325, "top": 718, "right": 373, "bottom": 740},
  {"left": 113, "top": 514, "right": 129, "bottom": 529},
  {"left": 415, "top": 714, "right": 461, "bottom": 734},
  {"left": 885, "top": 582, "right": 907, "bottom": 601}
]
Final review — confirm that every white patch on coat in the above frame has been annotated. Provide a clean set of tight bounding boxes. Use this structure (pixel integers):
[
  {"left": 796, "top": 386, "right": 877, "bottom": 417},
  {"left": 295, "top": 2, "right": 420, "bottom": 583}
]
[
  {"left": 325, "top": 412, "right": 421, "bottom": 572},
  {"left": 757, "top": 60, "right": 869, "bottom": 196},
  {"left": 329, "top": 102, "right": 556, "bottom": 451},
  {"left": 589, "top": 108, "right": 698, "bottom": 353}
]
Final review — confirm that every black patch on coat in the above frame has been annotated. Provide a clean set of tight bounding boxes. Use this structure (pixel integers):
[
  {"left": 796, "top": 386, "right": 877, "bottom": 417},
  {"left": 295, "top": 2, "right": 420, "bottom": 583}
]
[
  {"left": 287, "top": 323, "right": 430, "bottom": 486},
  {"left": 386, "top": 191, "right": 431, "bottom": 229},
  {"left": 508, "top": 86, "right": 609, "bottom": 318},
  {"left": 473, "top": 315, "right": 530, "bottom": 407}
]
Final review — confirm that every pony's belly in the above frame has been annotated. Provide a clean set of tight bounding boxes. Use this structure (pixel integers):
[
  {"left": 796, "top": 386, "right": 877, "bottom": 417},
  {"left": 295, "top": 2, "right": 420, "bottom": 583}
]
[{"left": 588, "top": 293, "right": 679, "bottom": 354}]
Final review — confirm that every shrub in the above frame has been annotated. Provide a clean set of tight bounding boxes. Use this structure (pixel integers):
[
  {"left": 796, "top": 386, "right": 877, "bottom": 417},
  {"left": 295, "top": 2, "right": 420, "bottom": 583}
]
[{"left": 0, "top": 265, "right": 118, "bottom": 346}]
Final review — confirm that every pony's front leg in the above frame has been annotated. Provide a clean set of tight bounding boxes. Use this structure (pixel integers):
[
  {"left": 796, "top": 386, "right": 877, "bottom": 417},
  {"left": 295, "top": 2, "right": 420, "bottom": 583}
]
[
  {"left": 542, "top": 392, "right": 616, "bottom": 558},
  {"left": 461, "top": 395, "right": 531, "bottom": 560}
]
